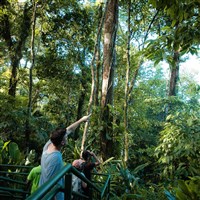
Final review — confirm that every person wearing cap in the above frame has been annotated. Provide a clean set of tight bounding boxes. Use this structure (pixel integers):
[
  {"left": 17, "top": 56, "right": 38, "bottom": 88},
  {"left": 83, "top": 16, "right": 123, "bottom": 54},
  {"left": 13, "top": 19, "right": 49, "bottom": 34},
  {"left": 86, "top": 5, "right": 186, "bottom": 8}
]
[{"left": 39, "top": 115, "right": 91, "bottom": 200}]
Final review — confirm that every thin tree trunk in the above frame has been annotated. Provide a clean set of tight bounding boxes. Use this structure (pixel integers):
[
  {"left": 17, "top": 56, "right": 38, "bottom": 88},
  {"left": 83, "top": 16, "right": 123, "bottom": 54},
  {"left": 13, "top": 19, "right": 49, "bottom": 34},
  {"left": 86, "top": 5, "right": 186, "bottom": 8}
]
[
  {"left": 3, "top": 8, "right": 20, "bottom": 97},
  {"left": 75, "top": 49, "right": 88, "bottom": 140},
  {"left": 124, "top": 0, "right": 131, "bottom": 163},
  {"left": 81, "top": 2, "right": 107, "bottom": 152},
  {"left": 127, "top": 10, "right": 159, "bottom": 99},
  {"left": 169, "top": 51, "right": 180, "bottom": 96},
  {"left": 8, "top": 4, "right": 32, "bottom": 97},
  {"left": 123, "top": 4, "right": 159, "bottom": 162},
  {"left": 25, "top": 1, "right": 37, "bottom": 152},
  {"left": 94, "top": 3, "right": 103, "bottom": 106},
  {"left": 8, "top": 60, "right": 18, "bottom": 97},
  {"left": 95, "top": 47, "right": 101, "bottom": 106}
]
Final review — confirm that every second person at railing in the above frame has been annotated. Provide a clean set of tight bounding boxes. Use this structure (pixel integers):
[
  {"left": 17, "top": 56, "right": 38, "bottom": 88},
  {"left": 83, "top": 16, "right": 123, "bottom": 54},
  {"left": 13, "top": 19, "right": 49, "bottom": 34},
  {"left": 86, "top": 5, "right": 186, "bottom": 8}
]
[{"left": 81, "top": 150, "right": 101, "bottom": 197}]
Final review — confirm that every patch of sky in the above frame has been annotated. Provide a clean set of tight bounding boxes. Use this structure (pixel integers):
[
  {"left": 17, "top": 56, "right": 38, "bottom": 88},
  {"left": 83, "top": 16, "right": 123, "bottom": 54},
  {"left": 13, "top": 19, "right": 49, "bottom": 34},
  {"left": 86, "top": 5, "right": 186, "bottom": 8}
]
[
  {"left": 18, "top": 0, "right": 27, "bottom": 2},
  {"left": 73, "top": 64, "right": 81, "bottom": 74},
  {"left": 82, "top": 0, "right": 104, "bottom": 5},
  {"left": 139, "top": 60, "right": 168, "bottom": 83},
  {"left": 20, "top": 59, "right": 31, "bottom": 68},
  {"left": 180, "top": 54, "right": 200, "bottom": 84},
  {"left": 140, "top": 53, "right": 200, "bottom": 85}
]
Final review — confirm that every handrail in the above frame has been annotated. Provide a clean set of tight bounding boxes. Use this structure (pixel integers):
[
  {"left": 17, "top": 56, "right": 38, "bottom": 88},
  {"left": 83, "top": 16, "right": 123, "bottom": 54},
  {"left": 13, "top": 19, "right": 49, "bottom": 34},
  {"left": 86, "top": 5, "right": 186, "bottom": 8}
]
[
  {"left": 26, "top": 164, "right": 72, "bottom": 200},
  {"left": 0, "top": 164, "right": 33, "bottom": 199},
  {"left": 0, "top": 163, "right": 110, "bottom": 200},
  {"left": 0, "top": 171, "right": 30, "bottom": 176},
  {"left": 71, "top": 166, "right": 101, "bottom": 192},
  {"left": 26, "top": 164, "right": 110, "bottom": 200},
  {"left": 0, "top": 164, "right": 33, "bottom": 168},
  {"left": 0, "top": 186, "right": 29, "bottom": 194},
  {"left": 0, "top": 164, "right": 33, "bottom": 176},
  {"left": 0, "top": 191, "right": 25, "bottom": 200},
  {"left": 0, "top": 176, "right": 27, "bottom": 185},
  {"left": 101, "top": 174, "right": 110, "bottom": 198},
  {"left": 41, "top": 185, "right": 61, "bottom": 200}
]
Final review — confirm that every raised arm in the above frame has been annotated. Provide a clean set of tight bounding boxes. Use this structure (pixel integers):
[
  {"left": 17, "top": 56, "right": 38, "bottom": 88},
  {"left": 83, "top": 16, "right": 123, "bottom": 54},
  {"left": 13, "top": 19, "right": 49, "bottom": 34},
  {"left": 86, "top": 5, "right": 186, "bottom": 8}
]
[
  {"left": 89, "top": 151, "right": 100, "bottom": 166},
  {"left": 66, "top": 114, "right": 91, "bottom": 135}
]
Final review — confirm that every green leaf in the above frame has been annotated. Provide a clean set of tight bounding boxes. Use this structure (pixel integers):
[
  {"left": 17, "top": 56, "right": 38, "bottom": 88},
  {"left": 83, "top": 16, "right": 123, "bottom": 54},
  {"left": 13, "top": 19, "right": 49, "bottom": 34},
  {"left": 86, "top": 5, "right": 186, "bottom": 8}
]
[
  {"left": 164, "top": 189, "right": 176, "bottom": 200},
  {"left": 171, "top": 20, "right": 177, "bottom": 27},
  {"left": 149, "top": 0, "right": 157, "bottom": 8},
  {"left": 154, "top": 59, "right": 161, "bottom": 66},
  {"left": 133, "top": 162, "right": 150, "bottom": 174},
  {"left": 8, "top": 142, "right": 20, "bottom": 163},
  {"left": 176, "top": 189, "right": 189, "bottom": 200},
  {"left": 177, "top": 180, "right": 190, "bottom": 197},
  {"left": 187, "top": 119, "right": 193, "bottom": 126},
  {"left": 106, "top": 133, "right": 112, "bottom": 140},
  {"left": 2, "top": 140, "right": 11, "bottom": 152}
]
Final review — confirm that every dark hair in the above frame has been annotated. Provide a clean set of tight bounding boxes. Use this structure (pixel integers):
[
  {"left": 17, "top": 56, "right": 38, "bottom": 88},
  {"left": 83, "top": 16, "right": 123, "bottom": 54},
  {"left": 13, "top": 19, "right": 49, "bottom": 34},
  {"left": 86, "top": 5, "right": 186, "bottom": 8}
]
[
  {"left": 50, "top": 128, "right": 66, "bottom": 147},
  {"left": 82, "top": 150, "right": 91, "bottom": 161}
]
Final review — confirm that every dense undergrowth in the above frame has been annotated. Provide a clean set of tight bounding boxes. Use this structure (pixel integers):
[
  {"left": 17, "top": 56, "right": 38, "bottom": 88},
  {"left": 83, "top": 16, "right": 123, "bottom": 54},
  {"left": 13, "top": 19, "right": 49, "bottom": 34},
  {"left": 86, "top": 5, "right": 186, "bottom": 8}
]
[{"left": 0, "top": 97, "right": 200, "bottom": 199}]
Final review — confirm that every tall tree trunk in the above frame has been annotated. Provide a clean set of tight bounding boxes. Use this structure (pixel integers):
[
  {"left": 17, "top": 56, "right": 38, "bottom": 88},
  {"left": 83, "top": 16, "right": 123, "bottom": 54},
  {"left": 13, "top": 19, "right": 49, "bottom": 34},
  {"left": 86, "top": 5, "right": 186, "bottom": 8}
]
[
  {"left": 25, "top": 1, "right": 37, "bottom": 152},
  {"left": 81, "top": 3, "right": 106, "bottom": 152},
  {"left": 8, "top": 59, "right": 19, "bottom": 97},
  {"left": 164, "top": 50, "right": 180, "bottom": 116},
  {"left": 75, "top": 49, "right": 88, "bottom": 140},
  {"left": 94, "top": 3, "right": 103, "bottom": 106},
  {"left": 100, "top": 0, "right": 118, "bottom": 160},
  {"left": 123, "top": 5, "right": 159, "bottom": 163},
  {"left": 95, "top": 46, "right": 101, "bottom": 106},
  {"left": 169, "top": 51, "right": 180, "bottom": 96},
  {"left": 9, "top": 4, "right": 32, "bottom": 97},
  {"left": 0, "top": 1, "right": 32, "bottom": 97},
  {"left": 124, "top": 0, "right": 131, "bottom": 164}
]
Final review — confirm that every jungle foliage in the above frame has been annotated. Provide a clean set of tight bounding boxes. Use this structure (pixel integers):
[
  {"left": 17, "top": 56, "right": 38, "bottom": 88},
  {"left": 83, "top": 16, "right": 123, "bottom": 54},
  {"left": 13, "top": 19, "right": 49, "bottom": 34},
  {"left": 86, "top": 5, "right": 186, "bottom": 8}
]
[{"left": 0, "top": 0, "right": 199, "bottom": 199}]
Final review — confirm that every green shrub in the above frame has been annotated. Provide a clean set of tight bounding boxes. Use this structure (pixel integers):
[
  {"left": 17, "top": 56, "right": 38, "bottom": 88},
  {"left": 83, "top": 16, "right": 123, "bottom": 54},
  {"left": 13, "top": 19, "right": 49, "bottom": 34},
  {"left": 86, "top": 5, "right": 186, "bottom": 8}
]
[
  {"left": 155, "top": 107, "right": 200, "bottom": 180},
  {"left": 175, "top": 176, "right": 200, "bottom": 200}
]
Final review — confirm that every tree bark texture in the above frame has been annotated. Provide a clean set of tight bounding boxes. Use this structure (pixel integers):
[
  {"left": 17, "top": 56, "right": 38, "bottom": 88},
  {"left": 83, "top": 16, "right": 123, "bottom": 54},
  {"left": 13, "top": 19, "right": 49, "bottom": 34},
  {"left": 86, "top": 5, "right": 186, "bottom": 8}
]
[
  {"left": 75, "top": 50, "right": 88, "bottom": 140},
  {"left": 0, "top": 1, "right": 32, "bottom": 97},
  {"left": 26, "top": 0, "right": 37, "bottom": 152},
  {"left": 169, "top": 51, "right": 180, "bottom": 96},
  {"left": 81, "top": 3, "right": 106, "bottom": 152},
  {"left": 100, "top": 0, "right": 118, "bottom": 160},
  {"left": 124, "top": 0, "right": 131, "bottom": 164},
  {"left": 94, "top": 3, "right": 104, "bottom": 106}
]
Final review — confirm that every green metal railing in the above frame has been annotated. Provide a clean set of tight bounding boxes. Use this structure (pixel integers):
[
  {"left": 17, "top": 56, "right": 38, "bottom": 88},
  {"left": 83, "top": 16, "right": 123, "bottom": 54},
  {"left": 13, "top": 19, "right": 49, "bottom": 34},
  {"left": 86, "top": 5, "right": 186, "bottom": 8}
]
[
  {"left": 26, "top": 164, "right": 110, "bottom": 200},
  {"left": 0, "top": 164, "right": 33, "bottom": 200},
  {"left": 0, "top": 164, "right": 110, "bottom": 200}
]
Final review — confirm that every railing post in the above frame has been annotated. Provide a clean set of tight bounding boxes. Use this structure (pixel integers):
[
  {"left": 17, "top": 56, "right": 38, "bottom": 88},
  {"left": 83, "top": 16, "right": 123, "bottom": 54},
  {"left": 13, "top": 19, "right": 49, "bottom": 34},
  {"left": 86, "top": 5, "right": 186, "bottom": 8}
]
[
  {"left": 64, "top": 172, "right": 72, "bottom": 200},
  {"left": 107, "top": 178, "right": 110, "bottom": 200},
  {"left": 89, "top": 187, "right": 93, "bottom": 200}
]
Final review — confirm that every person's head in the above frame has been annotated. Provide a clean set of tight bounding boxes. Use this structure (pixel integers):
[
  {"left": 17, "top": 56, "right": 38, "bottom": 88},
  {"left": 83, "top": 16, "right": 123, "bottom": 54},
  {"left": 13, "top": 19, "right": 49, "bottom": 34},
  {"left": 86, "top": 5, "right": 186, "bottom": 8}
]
[
  {"left": 82, "top": 150, "right": 91, "bottom": 161},
  {"left": 72, "top": 159, "right": 83, "bottom": 171},
  {"left": 50, "top": 128, "right": 66, "bottom": 147}
]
